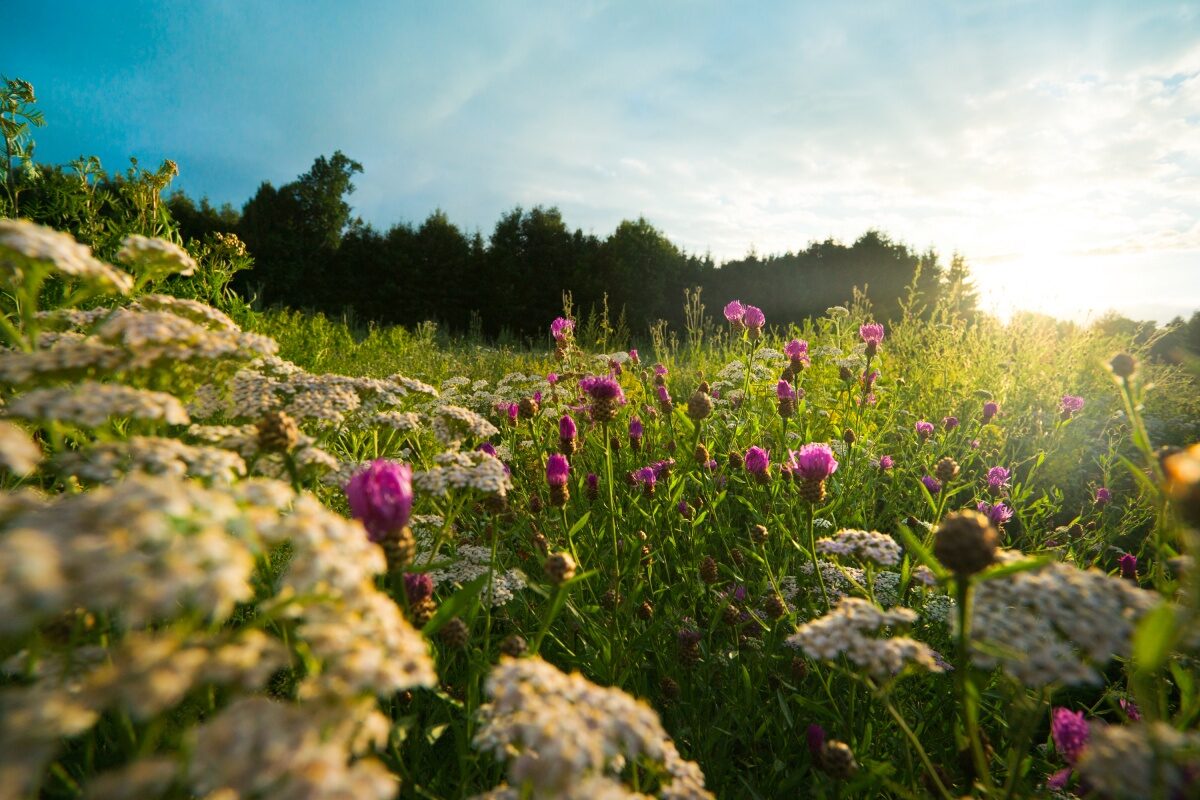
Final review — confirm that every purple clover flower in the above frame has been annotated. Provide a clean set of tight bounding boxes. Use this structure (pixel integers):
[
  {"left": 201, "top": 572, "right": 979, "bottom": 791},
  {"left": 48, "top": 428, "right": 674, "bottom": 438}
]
[
  {"left": 743, "top": 304, "right": 766, "bottom": 330},
  {"left": 550, "top": 316, "right": 574, "bottom": 341},
  {"left": 559, "top": 415, "right": 577, "bottom": 439},
  {"left": 806, "top": 724, "right": 826, "bottom": 758},
  {"left": 629, "top": 416, "right": 644, "bottom": 439},
  {"left": 744, "top": 446, "right": 770, "bottom": 475},
  {"left": 977, "top": 500, "right": 1013, "bottom": 526},
  {"left": 656, "top": 384, "right": 671, "bottom": 404},
  {"left": 723, "top": 300, "right": 746, "bottom": 325},
  {"left": 942, "top": 416, "right": 959, "bottom": 430},
  {"left": 792, "top": 443, "right": 839, "bottom": 481},
  {"left": 628, "top": 348, "right": 639, "bottom": 364},
  {"left": 982, "top": 400, "right": 999, "bottom": 423},
  {"left": 1060, "top": 394, "right": 1085, "bottom": 418},
  {"left": 915, "top": 420, "right": 935, "bottom": 440},
  {"left": 859, "top": 322, "right": 885, "bottom": 345},
  {"left": 477, "top": 442, "right": 498, "bottom": 458},
  {"left": 785, "top": 338, "right": 808, "bottom": 359},
  {"left": 1095, "top": 486, "right": 1111, "bottom": 506},
  {"left": 345, "top": 460, "right": 414, "bottom": 543},
  {"left": 922, "top": 475, "right": 942, "bottom": 495},
  {"left": 586, "top": 473, "right": 599, "bottom": 492},
  {"left": 579, "top": 375, "right": 625, "bottom": 401},
  {"left": 986, "top": 466, "right": 1012, "bottom": 493},
  {"left": 403, "top": 572, "right": 434, "bottom": 604},
  {"left": 777, "top": 379, "right": 797, "bottom": 401},
  {"left": 546, "top": 454, "right": 570, "bottom": 487},
  {"left": 1119, "top": 552, "right": 1137, "bottom": 580},
  {"left": 878, "top": 455, "right": 894, "bottom": 471},
  {"left": 1051, "top": 708, "right": 1090, "bottom": 766}
]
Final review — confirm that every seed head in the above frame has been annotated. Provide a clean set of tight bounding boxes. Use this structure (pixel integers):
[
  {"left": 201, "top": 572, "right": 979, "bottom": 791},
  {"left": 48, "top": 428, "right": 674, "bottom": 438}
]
[
  {"left": 935, "top": 456, "right": 960, "bottom": 483},
  {"left": 439, "top": 617, "right": 470, "bottom": 649},
  {"left": 1109, "top": 352, "right": 1137, "bottom": 379},
  {"left": 820, "top": 740, "right": 859, "bottom": 779},
  {"left": 699, "top": 556, "right": 720, "bottom": 584},
  {"left": 544, "top": 551, "right": 577, "bottom": 584},
  {"left": 933, "top": 510, "right": 999, "bottom": 576}
]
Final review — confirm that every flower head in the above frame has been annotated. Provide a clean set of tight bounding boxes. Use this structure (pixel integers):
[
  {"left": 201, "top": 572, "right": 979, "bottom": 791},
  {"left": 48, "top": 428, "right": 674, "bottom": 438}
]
[
  {"left": 922, "top": 475, "right": 942, "bottom": 495},
  {"left": 785, "top": 338, "right": 809, "bottom": 359},
  {"left": 807, "top": 724, "right": 826, "bottom": 758},
  {"left": 629, "top": 416, "right": 644, "bottom": 439},
  {"left": 345, "top": 460, "right": 414, "bottom": 542},
  {"left": 859, "top": 323, "right": 885, "bottom": 346},
  {"left": 792, "top": 443, "right": 839, "bottom": 481},
  {"left": 744, "top": 446, "right": 770, "bottom": 475},
  {"left": 977, "top": 500, "right": 1013, "bottom": 526},
  {"left": 579, "top": 375, "right": 625, "bottom": 401},
  {"left": 1060, "top": 394, "right": 1085, "bottom": 418},
  {"left": 1051, "top": 708, "right": 1090, "bottom": 766},
  {"left": 723, "top": 300, "right": 746, "bottom": 325},
  {"left": 546, "top": 454, "right": 570, "bottom": 487},
  {"left": 550, "top": 317, "right": 574, "bottom": 341},
  {"left": 982, "top": 400, "right": 999, "bottom": 423},
  {"left": 404, "top": 572, "right": 434, "bottom": 604},
  {"left": 477, "top": 442, "right": 498, "bottom": 458},
  {"left": 986, "top": 466, "right": 1012, "bottom": 494},
  {"left": 628, "top": 348, "right": 639, "bottom": 364},
  {"left": 878, "top": 455, "right": 894, "bottom": 471},
  {"left": 1095, "top": 487, "right": 1111, "bottom": 506},
  {"left": 915, "top": 420, "right": 935, "bottom": 440},
  {"left": 634, "top": 466, "right": 657, "bottom": 487},
  {"left": 742, "top": 305, "right": 766, "bottom": 330},
  {"left": 942, "top": 416, "right": 959, "bottom": 430},
  {"left": 1119, "top": 553, "right": 1137, "bottom": 580},
  {"left": 776, "top": 380, "right": 797, "bottom": 401},
  {"left": 558, "top": 415, "right": 577, "bottom": 440}
]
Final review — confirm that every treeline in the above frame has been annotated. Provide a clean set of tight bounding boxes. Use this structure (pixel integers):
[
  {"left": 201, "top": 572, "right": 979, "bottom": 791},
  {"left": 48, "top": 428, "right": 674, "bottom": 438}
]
[{"left": 165, "top": 151, "right": 979, "bottom": 336}]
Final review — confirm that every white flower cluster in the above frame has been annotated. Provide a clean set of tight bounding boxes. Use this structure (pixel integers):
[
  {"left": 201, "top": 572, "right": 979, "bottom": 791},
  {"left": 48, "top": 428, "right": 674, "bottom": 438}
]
[
  {"left": 437, "top": 371, "right": 544, "bottom": 417},
  {"left": 415, "top": 450, "right": 511, "bottom": 497},
  {"left": 56, "top": 436, "right": 247, "bottom": 485},
  {"left": 0, "top": 219, "right": 133, "bottom": 295},
  {"left": 1076, "top": 722, "right": 1200, "bottom": 800},
  {"left": 427, "top": 543, "right": 528, "bottom": 607},
  {"left": 5, "top": 381, "right": 189, "bottom": 428},
  {"left": 473, "top": 657, "right": 714, "bottom": 799},
  {"left": 796, "top": 559, "right": 866, "bottom": 601},
  {"left": 967, "top": 551, "right": 1158, "bottom": 686},
  {"left": 117, "top": 233, "right": 197, "bottom": 280},
  {"left": 189, "top": 696, "right": 396, "bottom": 800},
  {"left": 816, "top": 529, "right": 902, "bottom": 566},
  {"left": 785, "top": 598, "right": 944, "bottom": 679},
  {"left": 432, "top": 404, "right": 500, "bottom": 446},
  {"left": 0, "top": 421, "right": 41, "bottom": 476},
  {"left": 133, "top": 293, "right": 237, "bottom": 331}
]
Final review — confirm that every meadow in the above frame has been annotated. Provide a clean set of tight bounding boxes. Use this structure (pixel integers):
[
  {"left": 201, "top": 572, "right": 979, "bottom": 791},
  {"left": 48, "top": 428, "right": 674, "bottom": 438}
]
[{"left": 2, "top": 218, "right": 1200, "bottom": 800}]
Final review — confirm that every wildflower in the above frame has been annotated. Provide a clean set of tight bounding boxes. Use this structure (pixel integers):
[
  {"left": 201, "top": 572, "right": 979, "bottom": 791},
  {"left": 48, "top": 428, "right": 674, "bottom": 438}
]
[
  {"left": 935, "top": 456, "right": 960, "bottom": 483},
  {"left": 579, "top": 375, "right": 626, "bottom": 424},
  {"left": 1076, "top": 722, "right": 1200, "bottom": 799},
  {"left": 677, "top": 499, "right": 692, "bottom": 520},
  {"left": 1052, "top": 708, "right": 1090, "bottom": 767},
  {"left": 477, "top": 441, "right": 498, "bottom": 457},
  {"left": 1095, "top": 486, "right": 1111, "bottom": 506},
  {"left": 117, "top": 234, "right": 198, "bottom": 282},
  {"left": 943, "top": 415, "right": 959, "bottom": 430},
  {"left": 976, "top": 500, "right": 1013, "bottom": 527},
  {"left": 546, "top": 372, "right": 559, "bottom": 385},
  {"left": 921, "top": 475, "right": 942, "bottom": 495},
  {"left": 776, "top": 380, "right": 797, "bottom": 419},
  {"left": 986, "top": 466, "right": 1011, "bottom": 495},
  {"left": 806, "top": 724, "right": 826, "bottom": 759},
  {"left": 687, "top": 388, "right": 713, "bottom": 420},
  {"left": 550, "top": 317, "right": 574, "bottom": 341},
  {"left": 817, "top": 529, "right": 902, "bottom": 566},
  {"left": 699, "top": 556, "right": 720, "bottom": 584},
  {"left": 915, "top": 420, "right": 934, "bottom": 441},
  {"left": 859, "top": 322, "right": 885, "bottom": 356},
  {"left": 791, "top": 443, "right": 838, "bottom": 503},
  {"left": 982, "top": 400, "right": 999, "bottom": 423},
  {"left": 1060, "top": 394, "right": 1085, "bottom": 419},
  {"left": 932, "top": 510, "right": 997, "bottom": 576},
  {"left": 743, "top": 305, "right": 766, "bottom": 338},
  {"left": 543, "top": 552, "right": 577, "bottom": 584},
  {"left": 862, "top": 369, "right": 879, "bottom": 389},
  {"left": 586, "top": 472, "right": 599, "bottom": 501},
  {"left": 785, "top": 598, "right": 944, "bottom": 678},
  {"left": 0, "top": 218, "right": 134, "bottom": 295},
  {"left": 345, "top": 460, "right": 414, "bottom": 543},
  {"left": 878, "top": 455, "right": 894, "bottom": 471},
  {"left": 744, "top": 446, "right": 770, "bottom": 477},
  {"left": 1120, "top": 698, "right": 1141, "bottom": 722},
  {"left": 724, "top": 299, "right": 746, "bottom": 327},
  {"left": 404, "top": 572, "right": 434, "bottom": 605},
  {"left": 654, "top": 362, "right": 668, "bottom": 376},
  {"left": 634, "top": 466, "right": 657, "bottom": 496},
  {"left": 1118, "top": 553, "right": 1137, "bottom": 581},
  {"left": 1109, "top": 352, "right": 1137, "bottom": 379},
  {"left": 785, "top": 338, "right": 810, "bottom": 370},
  {"left": 0, "top": 420, "right": 42, "bottom": 476},
  {"left": 628, "top": 348, "right": 639, "bottom": 365}
]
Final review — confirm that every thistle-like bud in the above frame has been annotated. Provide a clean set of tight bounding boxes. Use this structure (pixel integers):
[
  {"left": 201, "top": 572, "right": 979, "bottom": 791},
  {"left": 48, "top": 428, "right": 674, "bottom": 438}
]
[
  {"left": 499, "top": 634, "right": 527, "bottom": 657},
  {"left": 409, "top": 597, "right": 438, "bottom": 626},
  {"left": 439, "top": 617, "right": 470, "bottom": 649},
  {"left": 933, "top": 510, "right": 999, "bottom": 576},
  {"left": 549, "top": 483, "right": 570, "bottom": 507},
  {"left": 380, "top": 525, "right": 416, "bottom": 572},
  {"left": 660, "top": 677, "right": 681, "bottom": 700},
  {"left": 730, "top": 546, "right": 745, "bottom": 567},
  {"left": 1110, "top": 352, "right": 1137, "bottom": 379},
  {"left": 751, "top": 524, "right": 769, "bottom": 545},
  {"left": 637, "top": 600, "right": 654, "bottom": 620},
  {"left": 764, "top": 593, "right": 787, "bottom": 620},
  {"left": 695, "top": 443, "right": 711, "bottom": 463},
  {"left": 699, "top": 555, "right": 720, "bottom": 584},
  {"left": 256, "top": 410, "right": 299, "bottom": 453},
  {"left": 820, "top": 740, "right": 859, "bottom": 779},
  {"left": 842, "top": 428, "right": 856, "bottom": 445},
  {"left": 531, "top": 530, "right": 549, "bottom": 555},
  {"left": 798, "top": 478, "right": 826, "bottom": 505},
  {"left": 728, "top": 450, "right": 744, "bottom": 470},
  {"left": 518, "top": 396, "right": 540, "bottom": 420},
  {"left": 935, "top": 456, "right": 960, "bottom": 484},
  {"left": 601, "top": 588, "right": 622, "bottom": 610},
  {"left": 544, "top": 551, "right": 577, "bottom": 584},
  {"left": 687, "top": 390, "right": 713, "bottom": 421}
]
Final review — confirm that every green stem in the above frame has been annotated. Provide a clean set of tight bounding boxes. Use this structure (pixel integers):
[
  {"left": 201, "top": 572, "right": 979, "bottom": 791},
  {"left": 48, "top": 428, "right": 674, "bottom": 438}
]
[
  {"left": 809, "top": 503, "right": 831, "bottom": 612},
  {"left": 955, "top": 578, "right": 992, "bottom": 791}
]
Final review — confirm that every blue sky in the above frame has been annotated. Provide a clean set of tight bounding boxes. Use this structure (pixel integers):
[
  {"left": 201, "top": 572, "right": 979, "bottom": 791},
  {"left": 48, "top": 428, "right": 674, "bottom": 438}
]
[{"left": 10, "top": 0, "right": 1200, "bottom": 321}]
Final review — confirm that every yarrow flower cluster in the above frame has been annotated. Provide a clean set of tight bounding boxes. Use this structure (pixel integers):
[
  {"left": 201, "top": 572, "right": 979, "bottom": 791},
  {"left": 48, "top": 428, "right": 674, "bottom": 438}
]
[
  {"left": 473, "top": 657, "right": 714, "bottom": 799},
  {"left": 785, "top": 598, "right": 944, "bottom": 678},
  {"left": 816, "top": 529, "right": 902, "bottom": 566}
]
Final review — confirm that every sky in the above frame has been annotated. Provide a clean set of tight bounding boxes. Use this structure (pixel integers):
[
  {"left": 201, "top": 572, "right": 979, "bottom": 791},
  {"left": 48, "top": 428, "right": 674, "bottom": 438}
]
[{"left": 9, "top": 0, "right": 1200, "bottom": 323}]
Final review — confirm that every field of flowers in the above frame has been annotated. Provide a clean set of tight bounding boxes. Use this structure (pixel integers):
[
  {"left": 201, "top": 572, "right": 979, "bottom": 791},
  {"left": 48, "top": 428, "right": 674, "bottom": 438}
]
[{"left": 2, "top": 218, "right": 1200, "bottom": 799}]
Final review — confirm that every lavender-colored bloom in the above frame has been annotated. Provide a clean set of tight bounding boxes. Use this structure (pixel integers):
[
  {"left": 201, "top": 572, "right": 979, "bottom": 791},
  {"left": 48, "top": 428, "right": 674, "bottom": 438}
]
[
  {"left": 1120, "top": 698, "right": 1141, "bottom": 721},
  {"left": 915, "top": 420, "right": 935, "bottom": 439},
  {"left": 1051, "top": 708, "right": 1090, "bottom": 766},
  {"left": 942, "top": 416, "right": 959, "bottom": 430},
  {"left": 634, "top": 466, "right": 657, "bottom": 486},
  {"left": 477, "top": 442, "right": 498, "bottom": 458},
  {"left": 776, "top": 379, "right": 796, "bottom": 401},
  {"left": 862, "top": 370, "right": 879, "bottom": 389},
  {"left": 677, "top": 625, "right": 702, "bottom": 646},
  {"left": 878, "top": 455, "right": 894, "bottom": 471},
  {"left": 579, "top": 375, "right": 625, "bottom": 401},
  {"left": 656, "top": 384, "right": 671, "bottom": 404},
  {"left": 546, "top": 372, "right": 559, "bottom": 385},
  {"left": 743, "top": 304, "right": 766, "bottom": 330},
  {"left": 586, "top": 473, "right": 599, "bottom": 491},
  {"left": 806, "top": 724, "right": 826, "bottom": 758},
  {"left": 629, "top": 416, "right": 644, "bottom": 439},
  {"left": 1119, "top": 552, "right": 1137, "bottom": 580},
  {"left": 628, "top": 348, "right": 639, "bottom": 364},
  {"left": 546, "top": 454, "right": 570, "bottom": 487},
  {"left": 705, "top": 459, "right": 718, "bottom": 471},
  {"left": 1095, "top": 487, "right": 1111, "bottom": 506},
  {"left": 982, "top": 400, "right": 999, "bottom": 423},
  {"left": 792, "top": 443, "right": 839, "bottom": 481},
  {"left": 1060, "top": 394, "right": 1085, "bottom": 417},
  {"left": 785, "top": 338, "right": 808, "bottom": 359},
  {"left": 559, "top": 415, "right": 577, "bottom": 439},
  {"left": 550, "top": 316, "right": 574, "bottom": 341},
  {"left": 986, "top": 466, "right": 1011, "bottom": 493},
  {"left": 977, "top": 500, "right": 1013, "bottom": 526},
  {"left": 744, "top": 446, "right": 770, "bottom": 474},
  {"left": 970, "top": 438, "right": 981, "bottom": 449},
  {"left": 677, "top": 499, "right": 692, "bottom": 518},
  {"left": 651, "top": 459, "right": 676, "bottom": 478},
  {"left": 922, "top": 475, "right": 942, "bottom": 495},
  {"left": 505, "top": 402, "right": 519, "bottom": 423},
  {"left": 654, "top": 363, "right": 668, "bottom": 376},
  {"left": 403, "top": 572, "right": 433, "bottom": 605},
  {"left": 345, "top": 460, "right": 414, "bottom": 543},
  {"left": 859, "top": 322, "right": 885, "bottom": 345},
  {"left": 1046, "top": 768, "right": 1073, "bottom": 790},
  {"left": 723, "top": 299, "right": 746, "bottom": 324}
]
